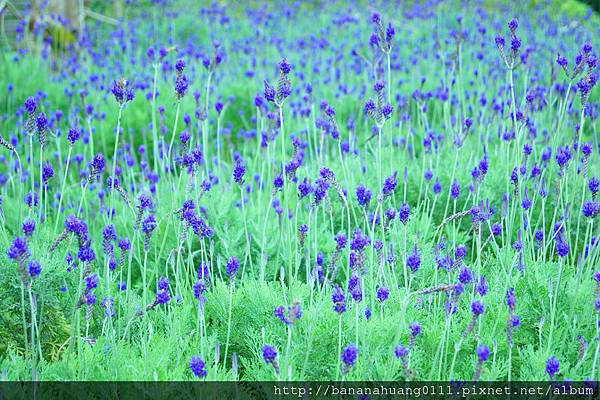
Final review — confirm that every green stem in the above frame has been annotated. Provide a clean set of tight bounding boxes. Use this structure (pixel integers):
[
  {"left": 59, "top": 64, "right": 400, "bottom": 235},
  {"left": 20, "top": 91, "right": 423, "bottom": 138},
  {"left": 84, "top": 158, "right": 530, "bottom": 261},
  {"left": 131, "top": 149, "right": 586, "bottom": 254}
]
[
  {"left": 54, "top": 146, "right": 73, "bottom": 234},
  {"left": 108, "top": 106, "right": 124, "bottom": 220},
  {"left": 223, "top": 281, "right": 234, "bottom": 369}
]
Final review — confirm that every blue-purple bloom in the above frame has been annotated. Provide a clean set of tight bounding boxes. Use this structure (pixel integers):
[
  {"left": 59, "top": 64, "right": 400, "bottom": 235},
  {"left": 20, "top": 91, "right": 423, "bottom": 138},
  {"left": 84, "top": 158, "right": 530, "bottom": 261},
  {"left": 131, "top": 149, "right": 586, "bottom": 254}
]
[
  {"left": 546, "top": 356, "right": 560, "bottom": 379},
  {"left": 377, "top": 287, "right": 390, "bottom": 303},
  {"left": 226, "top": 256, "right": 240, "bottom": 280},
  {"left": 332, "top": 284, "right": 347, "bottom": 314},
  {"left": 28, "top": 259, "right": 42, "bottom": 278},
  {"left": 341, "top": 344, "right": 358, "bottom": 374},
  {"left": 189, "top": 355, "right": 207, "bottom": 378}
]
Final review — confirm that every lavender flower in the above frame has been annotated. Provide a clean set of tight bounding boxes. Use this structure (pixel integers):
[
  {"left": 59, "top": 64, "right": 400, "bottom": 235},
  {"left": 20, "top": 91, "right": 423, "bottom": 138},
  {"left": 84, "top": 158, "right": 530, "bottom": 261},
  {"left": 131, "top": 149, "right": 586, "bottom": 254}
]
[
  {"left": 473, "top": 344, "right": 490, "bottom": 381},
  {"left": 409, "top": 322, "right": 421, "bottom": 350},
  {"left": 332, "top": 284, "right": 347, "bottom": 314},
  {"left": 376, "top": 287, "right": 390, "bottom": 303},
  {"left": 451, "top": 179, "right": 461, "bottom": 199},
  {"left": 341, "top": 344, "right": 358, "bottom": 375},
  {"left": 25, "top": 96, "right": 37, "bottom": 114},
  {"left": 462, "top": 300, "right": 484, "bottom": 339},
  {"left": 394, "top": 345, "right": 408, "bottom": 359},
  {"left": 356, "top": 184, "right": 372, "bottom": 207},
  {"left": 111, "top": 79, "right": 135, "bottom": 105},
  {"left": 190, "top": 355, "right": 207, "bottom": 378},
  {"left": 8, "top": 236, "right": 28, "bottom": 260},
  {"left": 193, "top": 280, "right": 208, "bottom": 303},
  {"left": 142, "top": 214, "right": 157, "bottom": 252},
  {"left": 233, "top": 159, "right": 246, "bottom": 185},
  {"left": 262, "top": 345, "right": 280, "bottom": 374},
  {"left": 22, "top": 219, "right": 36, "bottom": 237},
  {"left": 28, "top": 259, "right": 42, "bottom": 278},
  {"left": 546, "top": 356, "right": 560, "bottom": 380},
  {"left": 407, "top": 245, "right": 421, "bottom": 273},
  {"left": 399, "top": 203, "right": 410, "bottom": 224},
  {"left": 382, "top": 171, "right": 398, "bottom": 199},
  {"left": 226, "top": 256, "right": 240, "bottom": 280}
]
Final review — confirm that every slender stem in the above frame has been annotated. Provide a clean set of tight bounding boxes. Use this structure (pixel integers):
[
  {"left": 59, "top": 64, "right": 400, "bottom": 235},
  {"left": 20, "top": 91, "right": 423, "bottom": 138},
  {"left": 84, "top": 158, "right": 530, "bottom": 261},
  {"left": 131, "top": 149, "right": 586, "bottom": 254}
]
[
  {"left": 279, "top": 106, "right": 286, "bottom": 166},
  {"left": 223, "top": 281, "right": 234, "bottom": 368},
  {"left": 240, "top": 185, "right": 253, "bottom": 274},
  {"left": 203, "top": 71, "right": 213, "bottom": 172},
  {"left": 20, "top": 284, "right": 29, "bottom": 357},
  {"left": 335, "top": 315, "right": 342, "bottom": 380},
  {"left": 54, "top": 146, "right": 72, "bottom": 234},
  {"left": 151, "top": 64, "right": 160, "bottom": 172},
  {"left": 508, "top": 346, "right": 512, "bottom": 381},
  {"left": 28, "top": 135, "right": 34, "bottom": 218},
  {"left": 38, "top": 144, "right": 43, "bottom": 221},
  {"left": 108, "top": 106, "right": 124, "bottom": 220},
  {"left": 386, "top": 51, "right": 392, "bottom": 104},
  {"left": 27, "top": 286, "right": 38, "bottom": 375},
  {"left": 166, "top": 101, "right": 181, "bottom": 174},
  {"left": 547, "top": 257, "right": 563, "bottom": 354},
  {"left": 143, "top": 250, "right": 149, "bottom": 307},
  {"left": 286, "top": 325, "right": 292, "bottom": 380}
]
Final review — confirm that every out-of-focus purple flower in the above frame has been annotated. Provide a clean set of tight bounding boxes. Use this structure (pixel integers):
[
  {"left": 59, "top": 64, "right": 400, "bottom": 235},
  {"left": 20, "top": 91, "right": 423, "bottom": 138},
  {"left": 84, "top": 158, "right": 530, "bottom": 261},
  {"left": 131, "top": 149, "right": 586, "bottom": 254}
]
[
  {"left": 399, "top": 203, "right": 410, "bottom": 224},
  {"left": 407, "top": 245, "right": 421, "bottom": 272},
  {"left": 233, "top": 159, "right": 246, "bottom": 185},
  {"left": 341, "top": 344, "right": 358, "bottom": 374},
  {"left": 477, "top": 344, "right": 490, "bottom": 362},
  {"left": 546, "top": 356, "right": 560, "bottom": 379},
  {"left": 226, "top": 256, "right": 240, "bottom": 280},
  {"left": 190, "top": 355, "right": 207, "bottom": 378},
  {"left": 28, "top": 259, "right": 42, "bottom": 278},
  {"left": 332, "top": 284, "right": 346, "bottom": 314},
  {"left": 377, "top": 287, "right": 389, "bottom": 303},
  {"left": 22, "top": 219, "right": 36, "bottom": 237},
  {"left": 262, "top": 344, "right": 279, "bottom": 374}
]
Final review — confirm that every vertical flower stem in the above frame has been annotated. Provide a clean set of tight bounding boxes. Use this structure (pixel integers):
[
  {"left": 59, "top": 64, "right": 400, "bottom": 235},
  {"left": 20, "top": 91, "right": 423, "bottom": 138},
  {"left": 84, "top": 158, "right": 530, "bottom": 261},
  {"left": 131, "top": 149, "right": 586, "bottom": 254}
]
[
  {"left": 28, "top": 135, "right": 34, "bottom": 218},
  {"left": 38, "top": 144, "right": 43, "bottom": 221},
  {"left": 216, "top": 115, "right": 221, "bottom": 169},
  {"left": 108, "top": 105, "right": 124, "bottom": 220},
  {"left": 279, "top": 106, "right": 286, "bottom": 168},
  {"left": 260, "top": 197, "right": 272, "bottom": 282},
  {"left": 20, "top": 284, "right": 29, "bottom": 356},
  {"left": 286, "top": 325, "right": 292, "bottom": 380},
  {"left": 142, "top": 250, "right": 149, "bottom": 308},
  {"left": 573, "top": 175, "right": 587, "bottom": 269},
  {"left": 240, "top": 185, "right": 253, "bottom": 274},
  {"left": 166, "top": 101, "right": 181, "bottom": 174},
  {"left": 223, "top": 281, "right": 234, "bottom": 369},
  {"left": 508, "top": 68, "right": 521, "bottom": 167},
  {"left": 203, "top": 71, "right": 213, "bottom": 171},
  {"left": 354, "top": 302, "right": 359, "bottom": 347},
  {"left": 508, "top": 345, "right": 513, "bottom": 381},
  {"left": 403, "top": 225, "right": 408, "bottom": 288},
  {"left": 378, "top": 125, "right": 383, "bottom": 193},
  {"left": 27, "top": 286, "right": 38, "bottom": 375},
  {"left": 151, "top": 64, "right": 160, "bottom": 172},
  {"left": 54, "top": 146, "right": 72, "bottom": 234},
  {"left": 336, "top": 314, "right": 342, "bottom": 380},
  {"left": 69, "top": 261, "right": 86, "bottom": 355},
  {"left": 386, "top": 51, "right": 392, "bottom": 104},
  {"left": 555, "top": 81, "right": 572, "bottom": 135},
  {"left": 448, "top": 334, "right": 465, "bottom": 381},
  {"left": 547, "top": 257, "right": 563, "bottom": 353}
]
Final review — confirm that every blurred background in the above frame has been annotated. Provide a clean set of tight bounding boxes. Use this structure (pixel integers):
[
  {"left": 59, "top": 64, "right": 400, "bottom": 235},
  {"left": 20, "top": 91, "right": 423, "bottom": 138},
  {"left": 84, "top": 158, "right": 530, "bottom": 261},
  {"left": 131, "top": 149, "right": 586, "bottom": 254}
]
[{"left": 1, "top": 0, "right": 599, "bottom": 52}]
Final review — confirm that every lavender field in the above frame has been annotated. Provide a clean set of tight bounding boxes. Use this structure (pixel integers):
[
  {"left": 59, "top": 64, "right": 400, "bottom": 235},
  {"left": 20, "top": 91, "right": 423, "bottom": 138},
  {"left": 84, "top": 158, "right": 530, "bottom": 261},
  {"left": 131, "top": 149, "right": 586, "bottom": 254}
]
[{"left": 0, "top": 0, "right": 599, "bottom": 383}]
